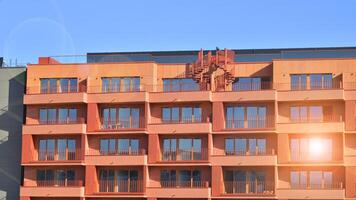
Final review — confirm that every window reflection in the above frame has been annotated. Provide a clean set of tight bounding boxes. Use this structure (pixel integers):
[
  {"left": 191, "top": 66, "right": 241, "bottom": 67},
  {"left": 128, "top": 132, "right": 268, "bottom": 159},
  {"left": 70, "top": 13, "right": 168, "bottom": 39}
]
[{"left": 163, "top": 78, "right": 199, "bottom": 92}]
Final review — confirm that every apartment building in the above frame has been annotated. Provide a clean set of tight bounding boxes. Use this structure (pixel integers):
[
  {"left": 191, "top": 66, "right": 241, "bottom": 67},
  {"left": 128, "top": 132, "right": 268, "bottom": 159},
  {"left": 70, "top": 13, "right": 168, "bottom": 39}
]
[{"left": 20, "top": 47, "right": 356, "bottom": 200}]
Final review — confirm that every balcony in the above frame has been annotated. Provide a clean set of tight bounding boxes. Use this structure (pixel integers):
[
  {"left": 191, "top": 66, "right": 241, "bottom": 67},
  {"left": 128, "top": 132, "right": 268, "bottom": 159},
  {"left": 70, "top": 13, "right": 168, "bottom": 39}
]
[
  {"left": 100, "top": 119, "right": 145, "bottom": 132},
  {"left": 146, "top": 181, "right": 211, "bottom": 198},
  {"left": 161, "top": 148, "right": 209, "bottom": 163},
  {"left": 276, "top": 116, "right": 344, "bottom": 134},
  {"left": 276, "top": 183, "right": 345, "bottom": 199},
  {"left": 276, "top": 82, "right": 343, "bottom": 101},
  {"left": 213, "top": 81, "right": 276, "bottom": 102},
  {"left": 149, "top": 83, "right": 211, "bottom": 103},
  {"left": 87, "top": 85, "right": 147, "bottom": 103},
  {"left": 224, "top": 116, "right": 275, "bottom": 132},
  {"left": 211, "top": 149, "right": 277, "bottom": 166},
  {"left": 23, "top": 118, "right": 86, "bottom": 135},
  {"left": 85, "top": 149, "right": 147, "bottom": 165},
  {"left": 20, "top": 180, "right": 84, "bottom": 197},
  {"left": 98, "top": 180, "right": 144, "bottom": 194},
  {"left": 223, "top": 181, "right": 275, "bottom": 196},
  {"left": 24, "top": 85, "right": 87, "bottom": 104}
]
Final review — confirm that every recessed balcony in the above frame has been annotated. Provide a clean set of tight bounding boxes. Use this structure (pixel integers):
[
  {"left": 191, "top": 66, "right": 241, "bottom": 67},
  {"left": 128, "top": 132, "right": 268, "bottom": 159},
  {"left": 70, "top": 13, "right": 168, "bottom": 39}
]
[
  {"left": 223, "top": 116, "right": 275, "bottom": 132},
  {"left": 20, "top": 180, "right": 84, "bottom": 197},
  {"left": 160, "top": 148, "right": 209, "bottom": 163},
  {"left": 100, "top": 119, "right": 146, "bottom": 132},
  {"left": 146, "top": 181, "right": 211, "bottom": 198},
  {"left": 25, "top": 148, "right": 83, "bottom": 165},
  {"left": 85, "top": 149, "right": 147, "bottom": 165},
  {"left": 97, "top": 180, "right": 144, "bottom": 194},
  {"left": 223, "top": 181, "right": 275, "bottom": 196},
  {"left": 24, "top": 85, "right": 87, "bottom": 104},
  {"left": 23, "top": 118, "right": 86, "bottom": 135},
  {"left": 276, "top": 183, "right": 345, "bottom": 199}
]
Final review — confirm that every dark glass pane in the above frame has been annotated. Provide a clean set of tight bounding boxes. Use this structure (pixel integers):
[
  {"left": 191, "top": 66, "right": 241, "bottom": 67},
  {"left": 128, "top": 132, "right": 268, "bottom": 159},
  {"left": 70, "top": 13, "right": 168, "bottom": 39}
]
[
  {"left": 310, "top": 74, "right": 323, "bottom": 89},
  {"left": 225, "top": 139, "right": 234, "bottom": 155},
  {"left": 69, "top": 109, "right": 77, "bottom": 123},
  {"left": 58, "top": 108, "right": 68, "bottom": 123},
  {"left": 60, "top": 79, "right": 69, "bottom": 93},
  {"left": 40, "top": 79, "right": 49, "bottom": 93},
  {"left": 131, "top": 139, "right": 139, "bottom": 154},
  {"left": 39, "top": 109, "right": 47, "bottom": 124},
  {"left": 69, "top": 78, "right": 78, "bottom": 92},
  {"left": 57, "top": 139, "right": 67, "bottom": 160},
  {"left": 193, "top": 107, "right": 202, "bottom": 122},
  {"left": 100, "top": 139, "right": 109, "bottom": 155},
  {"left": 49, "top": 79, "right": 57, "bottom": 93},
  {"left": 102, "top": 78, "right": 110, "bottom": 92},
  {"left": 162, "top": 108, "right": 171, "bottom": 122}
]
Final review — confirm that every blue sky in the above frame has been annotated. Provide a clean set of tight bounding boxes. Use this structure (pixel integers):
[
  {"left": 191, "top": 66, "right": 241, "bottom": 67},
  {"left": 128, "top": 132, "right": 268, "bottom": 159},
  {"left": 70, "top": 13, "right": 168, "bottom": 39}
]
[{"left": 1, "top": 0, "right": 356, "bottom": 64}]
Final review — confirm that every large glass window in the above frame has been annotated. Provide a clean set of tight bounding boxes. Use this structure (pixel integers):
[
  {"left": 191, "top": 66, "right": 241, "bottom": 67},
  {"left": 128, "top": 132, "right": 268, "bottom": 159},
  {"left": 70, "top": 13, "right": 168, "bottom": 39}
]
[
  {"left": 36, "top": 169, "right": 76, "bottom": 186},
  {"left": 101, "top": 107, "right": 141, "bottom": 129},
  {"left": 226, "top": 106, "right": 267, "bottom": 128},
  {"left": 290, "top": 138, "right": 332, "bottom": 161},
  {"left": 101, "top": 77, "right": 140, "bottom": 92},
  {"left": 290, "top": 106, "right": 324, "bottom": 122},
  {"left": 163, "top": 78, "right": 199, "bottom": 92},
  {"left": 225, "top": 138, "right": 266, "bottom": 155},
  {"left": 162, "top": 107, "right": 201, "bottom": 123},
  {"left": 223, "top": 170, "right": 266, "bottom": 194},
  {"left": 38, "top": 139, "right": 76, "bottom": 161},
  {"left": 99, "top": 169, "right": 139, "bottom": 192},
  {"left": 291, "top": 74, "right": 333, "bottom": 90},
  {"left": 40, "top": 78, "right": 78, "bottom": 93},
  {"left": 100, "top": 138, "right": 140, "bottom": 155},
  {"left": 160, "top": 169, "right": 201, "bottom": 188},
  {"left": 232, "top": 77, "right": 264, "bottom": 91},
  {"left": 39, "top": 108, "right": 78, "bottom": 124},
  {"left": 290, "top": 171, "right": 332, "bottom": 189},
  {"left": 291, "top": 74, "right": 307, "bottom": 90},
  {"left": 162, "top": 138, "right": 202, "bottom": 161}
]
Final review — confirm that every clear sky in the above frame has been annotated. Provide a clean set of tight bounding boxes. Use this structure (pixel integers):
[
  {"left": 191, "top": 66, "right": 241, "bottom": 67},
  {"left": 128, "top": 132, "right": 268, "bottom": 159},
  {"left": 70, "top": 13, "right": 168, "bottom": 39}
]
[{"left": 1, "top": 0, "right": 356, "bottom": 64}]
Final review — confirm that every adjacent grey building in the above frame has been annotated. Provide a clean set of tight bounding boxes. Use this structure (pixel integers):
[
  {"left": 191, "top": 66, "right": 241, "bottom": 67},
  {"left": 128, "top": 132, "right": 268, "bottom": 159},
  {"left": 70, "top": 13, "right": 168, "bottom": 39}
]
[{"left": 0, "top": 65, "right": 26, "bottom": 200}]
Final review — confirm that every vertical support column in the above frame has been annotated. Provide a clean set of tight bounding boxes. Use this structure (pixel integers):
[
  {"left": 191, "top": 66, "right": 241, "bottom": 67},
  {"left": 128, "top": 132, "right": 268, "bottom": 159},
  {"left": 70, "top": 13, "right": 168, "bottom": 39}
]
[
  {"left": 145, "top": 102, "right": 150, "bottom": 128},
  {"left": 81, "top": 134, "right": 87, "bottom": 161},
  {"left": 85, "top": 165, "right": 97, "bottom": 195},
  {"left": 21, "top": 134, "right": 34, "bottom": 163},
  {"left": 277, "top": 134, "right": 289, "bottom": 163},
  {"left": 211, "top": 165, "right": 222, "bottom": 196},
  {"left": 87, "top": 103, "right": 100, "bottom": 132},
  {"left": 212, "top": 102, "right": 224, "bottom": 131},
  {"left": 148, "top": 134, "right": 159, "bottom": 163},
  {"left": 345, "top": 100, "right": 355, "bottom": 131},
  {"left": 207, "top": 133, "right": 213, "bottom": 162}
]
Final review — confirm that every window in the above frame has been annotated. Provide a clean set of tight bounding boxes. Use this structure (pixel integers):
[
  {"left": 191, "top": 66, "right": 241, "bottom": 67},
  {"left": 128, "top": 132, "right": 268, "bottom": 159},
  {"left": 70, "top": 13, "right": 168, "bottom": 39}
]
[
  {"left": 99, "top": 169, "right": 139, "bottom": 192},
  {"left": 223, "top": 170, "right": 266, "bottom": 194},
  {"left": 226, "top": 106, "right": 267, "bottom": 128},
  {"left": 233, "top": 77, "right": 268, "bottom": 91},
  {"left": 100, "top": 138, "right": 140, "bottom": 155},
  {"left": 162, "top": 138, "right": 202, "bottom": 161},
  {"left": 36, "top": 169, "right": 76, "bottom": 186},
  {"left": 38, "top": 139, "right": 77, "bottom": 161},
  {"left": 162, "top": 107, "right": 201, "bottom": 123},
  {"left": 101, "top": 77, "right": 140, "bottom": 92},
  {"left": 290, "top": 171, "right": 332, "bottom": 189},
  {"left": 163, "top": 78, "right": 199, "bottom": 92},
  {"left": 40, "top": 78, "right": 78, "bottom": 93},
  {"left": 39, "top": 108, "right": 78, "bottom": 124},
  {"left": 160, "top": 169, "right": 201, "bottom": 188},
  {"left": 101, "top": 107, "right": 141, "bottom": 129},
  {"left": 290, "top": 138, "right": 332, "bottom": 161},
  {"left": 225, "top": 138, "right": 266, "bottom": 155},
  {"left": 291, "top": 74, "right": 307, "bottom": 90},
  {"left": 290, "top": 106, "right": 326, "bottom": 123}
]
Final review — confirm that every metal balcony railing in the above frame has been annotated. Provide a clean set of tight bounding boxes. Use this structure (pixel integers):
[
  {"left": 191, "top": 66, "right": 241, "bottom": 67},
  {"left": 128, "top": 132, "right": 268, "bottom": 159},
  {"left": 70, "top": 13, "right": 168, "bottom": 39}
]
[
  {"left": 224, "top": 181, "right": 274, "bottom": 194},
  {"left": 225, "top": 116, "right": 275, "bottom": 129},
  {"left": 99, "top": 180, "right": 143, "bottom": 193},
  {"left": 288, "top": 115, "right": 343, "bottom": 123},
  {"left": 276, "top": 80, "right": 342, "bottom": 91},
  {"left": 225, "top": 148, "right": 275, "bottom": 156},
  {"left": 36, "top": 180, "right": 83, "bottom": 187},
  {"left": 38, "top": 148, "right": 82, "bottom": 161},
  {"left": 290, "top": 182, "right": 343, "bottom": 189},
  {"left": 87, "top": 148, "right": 146, "bottom": 156},
  {"left": 100, "top": 119, "right": 144, "bottom": 130},
  {"left": 161, "top": 148, "right": 208, "bottom": 161},
  {"left": 231, "top": 81, "right": 273, "bottom": 91},
  {"left": 161, "top": 116, "right": 204, "bottom": 124},
  {"left": 160, "top": 180, "right": 209, "bottom": 188},
  {"left": 38, "top": 117, "right": 86, "bottom": 125},
  {"left": 26, "top": 85, "right": 87, "bottom": 94},
  {"left": 88, "top": 84, "right": 144, "bottom": 93}
]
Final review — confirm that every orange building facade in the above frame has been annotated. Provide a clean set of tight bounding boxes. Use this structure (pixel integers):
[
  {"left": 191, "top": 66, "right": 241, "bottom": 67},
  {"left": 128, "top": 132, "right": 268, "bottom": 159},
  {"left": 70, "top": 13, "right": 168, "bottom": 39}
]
[{"left": 20, "top": 48, "right": 356, "bottom": 200}]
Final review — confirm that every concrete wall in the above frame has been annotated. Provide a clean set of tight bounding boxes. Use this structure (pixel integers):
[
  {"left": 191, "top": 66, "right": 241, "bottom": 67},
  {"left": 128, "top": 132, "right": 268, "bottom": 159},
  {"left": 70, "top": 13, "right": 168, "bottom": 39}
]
[{"left": 0, "top": 67, "right": 26, "bottom": 200}]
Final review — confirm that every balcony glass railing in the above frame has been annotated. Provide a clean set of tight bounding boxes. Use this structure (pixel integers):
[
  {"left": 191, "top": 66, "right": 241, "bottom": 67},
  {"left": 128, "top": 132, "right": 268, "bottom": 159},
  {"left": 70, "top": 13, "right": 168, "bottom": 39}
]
[
  {"left": 224, "top": 181, "right": 274, "bottom": 194},
  {"left": 225, "top": 148, "right": 275, "bottom": 156},
  {"left": 86, "top": 148, "right": 146, "bottom": 156},
  {"left": 161, "top": 148, "right": 208, "bottom": 161},
  {"left": 99, "top": 180, "right": 143, "bottom": 193},
  {"left": 232, "top": 81, "right": 273, "bottom": 91}
]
